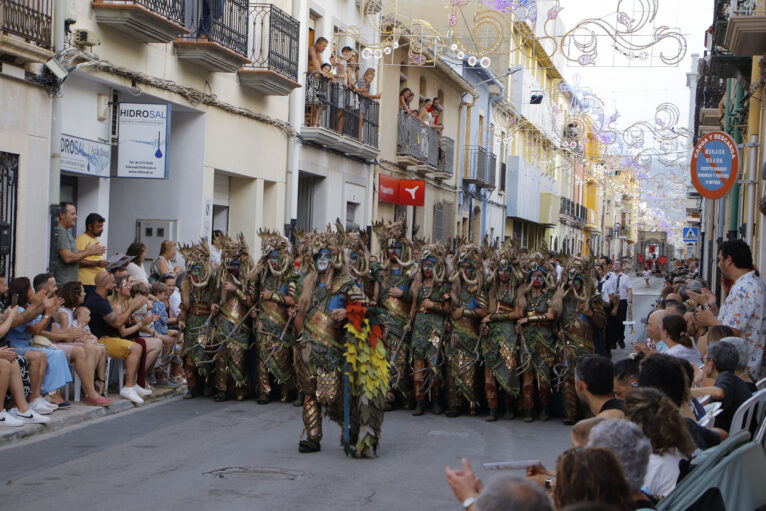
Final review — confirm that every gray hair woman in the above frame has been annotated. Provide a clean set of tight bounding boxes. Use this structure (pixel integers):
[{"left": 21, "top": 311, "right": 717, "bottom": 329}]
[{"left": 717, "top": 336, "right": 753, "bottom": 383}]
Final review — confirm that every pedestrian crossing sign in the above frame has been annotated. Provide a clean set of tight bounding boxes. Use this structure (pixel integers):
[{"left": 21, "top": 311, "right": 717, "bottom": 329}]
[{"left": 683, "top": 227, "right": 699, "bottom": 243}]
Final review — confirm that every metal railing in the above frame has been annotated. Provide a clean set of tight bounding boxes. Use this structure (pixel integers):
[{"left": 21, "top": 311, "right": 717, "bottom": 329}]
[
  {"left": 134, "top": 0, "right": 185, "bottom": 25},
  {"left": 487, "top": 152, "right": 497, "bottom": 188},
  {"left": 438, "top": 136, "right": 454, "bottom": 177},
  {"left": 306, "top": 73, "right": 379, "bottom": 147},
  {"left": 243, "top": 3, "right": 299, "bottom": 81},
  {"left": 182, "top": 0, "right": 248, "bottom": 57},
  {"left": 397, "top": 113, "right": 439, "bottom": 164},
  {"left": 0, "top": 152, "right": 18, "bottom": 280},
  {"left": 0, "top": 0, "right": 52, "bottom": 48},
  {"left": 730, "top": 0, "right": 766, "bottom": 17}
]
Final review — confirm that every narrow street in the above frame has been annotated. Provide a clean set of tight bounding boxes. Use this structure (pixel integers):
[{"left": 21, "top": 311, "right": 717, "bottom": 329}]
[{"left": 0, "top": 276, "right": 660, "bottom": 511}]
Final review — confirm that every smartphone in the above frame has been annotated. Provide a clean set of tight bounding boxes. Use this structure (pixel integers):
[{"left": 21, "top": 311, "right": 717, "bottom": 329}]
[{"left": 10, "top": 293, "right": 18, "bottom": 307}]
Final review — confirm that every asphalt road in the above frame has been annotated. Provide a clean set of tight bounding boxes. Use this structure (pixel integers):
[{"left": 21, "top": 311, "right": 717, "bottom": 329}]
[{"left": 0, "top": 275, "right": 661, "bottom": 511}]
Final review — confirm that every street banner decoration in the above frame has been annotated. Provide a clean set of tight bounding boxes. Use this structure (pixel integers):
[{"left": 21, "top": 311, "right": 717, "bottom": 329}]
[
  {"left": 637, "top": 253, "right": 644, "bottom": 263},
  {"left": 658, "top": 256, "right": 667, "bottom": 265},
  {"left": 60, "top": 134, "right": 111, "bottom": 178},
  {"left": 378, "top": 174, "right": 399, "bottom": 204},
  {"left": 117, "top": 103, "right": 171, "bottom": 179},
  {"left": 690, "top": 131, "right": 739, "bottom": 200},
  {"left": 378, "top": 175, "right": 425, "bottom": 206}
]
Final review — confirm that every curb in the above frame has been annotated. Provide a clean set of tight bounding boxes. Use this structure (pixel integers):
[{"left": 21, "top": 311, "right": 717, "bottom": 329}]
[{"left": 0, "top": 386, "right": 184, "bottom": 446}]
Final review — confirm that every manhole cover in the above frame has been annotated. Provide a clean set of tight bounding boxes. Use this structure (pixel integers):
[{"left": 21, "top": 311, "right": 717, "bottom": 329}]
[{"left": 204, "top": 467, "right": 309, "bottom": 481}]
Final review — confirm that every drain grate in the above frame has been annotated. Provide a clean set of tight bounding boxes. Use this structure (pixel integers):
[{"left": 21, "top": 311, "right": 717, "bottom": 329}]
[{"left": 204, "top": 467, "right": 309, "bottom": 481}]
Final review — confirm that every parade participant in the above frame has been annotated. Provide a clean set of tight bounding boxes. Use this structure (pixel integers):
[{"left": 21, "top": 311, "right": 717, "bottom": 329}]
[
  {"left": 251, "top": 229, "right": 295, "bottom": 404},
  {"left": 557, "top": 258, "right": 606, "bottom": 424},
  {"left": 407, "top": 243, "right": 451, "bottom": 416},
  {"left": 211, "top": 234, "right": 254, "bottom": 402},
  {"left": 342, "top": 223, "right": 374, "bottom": 301},
  {"left": 517, "top": 254, "right": 560, "bottom": 422},
  {"left": 371, "top": 220, "right": 415, "bottom": 410},
  {"left": 481, "top": 246, "right": 525, "bottom": 421},
  {"left": 293, "top": 228, "right": 387, "bottom": 457},
  {"left": 445, "top": 242, "right": 487, "bottom": 418},
  {"left": 177, "top": 240, "right": 218, "bottom": 399}
]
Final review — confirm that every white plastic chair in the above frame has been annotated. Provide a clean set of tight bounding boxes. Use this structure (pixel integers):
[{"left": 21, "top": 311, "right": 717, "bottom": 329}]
[
  {"left": 64, "top": 364, "right": 81, "bottom": 402},
  {"left": 699, "top": 407, "right": 724, "bottom": 428},
  {"left": 104, "top": 357, "right": 124, "bottom": 398},
  {"left": 756, "top": 377, "right": 766, "bottom": 391},
  {"left": 729, "top": 389, "right": 766, "bottom": 436},
  {"left": 756, "top": 419, "right": 766, "bottom": 451},
  {"left": 704, "top": 401, "right": 722, "bottom": 414}
]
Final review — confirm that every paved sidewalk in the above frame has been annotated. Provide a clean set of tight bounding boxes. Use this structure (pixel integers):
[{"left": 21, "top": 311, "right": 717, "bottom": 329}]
[{"left": 0, "top": 386, "right": 184, "bottom": 446}]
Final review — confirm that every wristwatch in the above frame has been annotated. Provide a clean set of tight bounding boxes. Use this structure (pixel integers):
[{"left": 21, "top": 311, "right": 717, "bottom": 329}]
[
  {"left": 545, "top": 477, "right": 554, "bottom": 490},
  {"left": 462, "top": 496, "right": 478, "bottom": 509}
]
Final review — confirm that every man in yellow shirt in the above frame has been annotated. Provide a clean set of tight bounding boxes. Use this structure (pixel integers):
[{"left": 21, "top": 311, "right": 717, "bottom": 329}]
[{"left": 76, "top": 213, "right": 109, "bottom": 295}]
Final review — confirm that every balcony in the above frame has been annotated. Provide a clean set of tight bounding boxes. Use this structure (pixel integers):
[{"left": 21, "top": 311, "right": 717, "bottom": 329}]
[
  {"left": 725, "top": 0, "right": 766, "bottom": 55},
  {"left": 0, "top": 0, "right": 52, "bottom": 63},
  {"left": 396, "top": 113, "right": 451, "bottom": 177},
  {"left": 91, "top": 0, "right": 187, "bottom": 43},
  {"left": 586, "top": 208, "right": 599, "bottom": 231},
  {"left": 238, "top": 4, "right": 300, "bottom": 95},
  {"left": 506, "top": 155, "right": 558, "bottom": 224},
  {"left": 463, "top": 146, "right": 496, "bottom": 188},
  {"left": 174, "top": 0, "right": 250, "bottom": 72},
  {"left": 302, "top": 74, "right": 379, "bottom": 160}
]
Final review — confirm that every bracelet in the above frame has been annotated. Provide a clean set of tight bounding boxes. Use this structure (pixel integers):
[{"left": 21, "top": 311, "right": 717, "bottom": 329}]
[{"left": 462, "top": 496, "right": 478, "bottom": 509}]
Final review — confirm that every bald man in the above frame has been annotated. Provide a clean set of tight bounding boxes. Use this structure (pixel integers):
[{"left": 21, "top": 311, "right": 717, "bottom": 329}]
[
  {"left": 633, "top": 309, "right": 668, "bottom": 356},
  {"left": 84, "top": 271, "right": 148, "bottom": 404}
]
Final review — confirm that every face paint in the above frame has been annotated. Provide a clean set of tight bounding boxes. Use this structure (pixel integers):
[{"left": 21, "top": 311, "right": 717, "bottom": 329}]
[
  {"left": 498, "top": 260, "right": 510, "bottom": 282},
  {"left": 191, "top": 265, "right": 201, "bottom": 283},
  {"left": 229, "top": 260, "right": 240, "bottom": 277},
  {"left": 268, "top": 251, "right": 280, "bottom": 270},
  {"left": 388, "top": 242, "right": 402, "bottom": 261},
  {"left": 316, "top": 249, "right": 331, "bottom": 273},
  {"left": 421, "top": 257, "right": 435, "bottom": 278},
  {"left": 532, "top": 271, "right": 544, "bottom": 288},
  {"left": 460, "top": 261, "right": 473, "bottom": 278},
  {"left": 573, "top": 276, "right": 583, "bottom": 290}
]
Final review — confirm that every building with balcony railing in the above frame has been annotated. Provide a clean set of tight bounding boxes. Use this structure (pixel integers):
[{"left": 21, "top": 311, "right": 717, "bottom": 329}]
[{"left": 505, "top": 155, "right": 558, "bottom": 249}]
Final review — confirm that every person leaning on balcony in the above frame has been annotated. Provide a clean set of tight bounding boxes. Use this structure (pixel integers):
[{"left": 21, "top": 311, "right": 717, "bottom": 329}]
[
  {"left": 353, "top": 68, "right": 381, "bottom": 142},
  {"left": 55, "top": 202, "right": 106, "bottom": 288},
  {"left": 418, "top": 98, "right": 434, "bottom": 125},
  {"left": 399, "top": 88, "right": 415, "bottom": 116},
  {"left": 307, "top": 37, "right": 329, "bottom": 126}
]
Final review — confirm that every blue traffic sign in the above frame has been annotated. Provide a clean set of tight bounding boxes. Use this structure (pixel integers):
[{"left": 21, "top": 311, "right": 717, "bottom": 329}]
[{"left": 683, "top": 227, "right": 699, "bottom": 243}]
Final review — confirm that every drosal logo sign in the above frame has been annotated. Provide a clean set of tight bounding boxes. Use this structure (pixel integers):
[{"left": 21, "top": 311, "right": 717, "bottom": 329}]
[
  {"left": 398, "top": 179, "right": 425, "bottom": 206},
  {"left": 378, "top": 174, "right": 399, "bottom": 204}
]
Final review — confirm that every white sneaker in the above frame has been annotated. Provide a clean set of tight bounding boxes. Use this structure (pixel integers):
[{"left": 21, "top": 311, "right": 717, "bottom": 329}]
[
  {"left": 120, "top": 386, "right": 144, "bottom": 404},
  {"left": 37, "top": 397, "right": 58, "bottom": 411},
  {"left": 132, "top": 385, "right": 152, "bottom": 397},
  {"left": 30, "top": 397, "right": 54, "bottom": 415},
  {"left": 0, "top": 409, "right": 24, "bottom": 427},
  {"left": 12, "top": 408, "right": 50, "bottom": 424}
]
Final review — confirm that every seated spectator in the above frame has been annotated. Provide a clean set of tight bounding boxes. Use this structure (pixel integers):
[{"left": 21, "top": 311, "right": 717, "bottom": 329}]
[
  {"left": 625, "top": 387, "right": 696, "bottom": 498},
  {"left": 717, "top": 336, "right": 755, "bottom": 388},
  {"left": 445, "top": 458, "right": 553, "bottom": 511},
  {"left": 125, "top": 242, "right": 149, "bottom": 284},
  {"left": 110, "top": 276, "right": 161, "bottom": 389},
  {"left": 613, "top": 358, "right": 639, "bottom": 400},
  {"left": 638, "top": 353, "right": 723, "bottom": 450},
  {"left": 660, "top": 314, "right": 702, "bottom": 367},
  {"left": 149, "top": 240, "right": 183, "bottom": 282},
  {"left": 572, "top": 416, "right": 605, "bottom": 447},
  {"left": 6, "top": 277, "right": 70, "bottom": 413},
  {"left": 55, "top": 281, "right": 107, "bottom": 394},
  {"left": 696, "top": 324, "right": 734, "bottom": 364},
  {"left": 553, "top": 448, "right": 633, "bottom": 511},
  {"left": 691, "top": 341, "right": 753, "bottom": 432},
  {"left": 575, "top": 355, "right": 624, "bottom": 419},
  {"left": 84, "top": 271, "right": 148, "bottom": 404},
  {"left": 587, "top": 420, "right": 655, "bottom": 509},
  {"left": 150, "top": 282, "right": 182, "bottom": 386},
  {"left": 0, "top": 306, "right": 50, "bottom": 425},
  {"left": 633, "top": 310, "right": 668, "bottom": 356},
  {"left": 32, "top": 276, "right": 110, "bottom": 406}
]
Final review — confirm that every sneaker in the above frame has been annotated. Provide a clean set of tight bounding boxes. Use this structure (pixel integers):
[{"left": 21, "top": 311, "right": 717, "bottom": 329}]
[
  {"left": 30, "top": 397, "right": 55, "bottom": 414},
  {"left": 0, "top": 409, "right": 24, "bottom": 427},
  {"left": 132, "top": 385, "right": 152, "bottom": 397},
  {"left": 83, "top": 395, "right": 112, "bottom": 407},
  {"left": 120, "top": 386, "right": 144, "bottom": 404},
  {"left": 12, "top": 408, "right": 50, "bottom": 424}
]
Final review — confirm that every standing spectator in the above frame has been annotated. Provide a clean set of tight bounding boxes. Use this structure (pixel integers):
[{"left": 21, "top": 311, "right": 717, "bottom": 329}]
[
  {"left": 125, "top": 242, "right": 149, "bottom": 284},
  {"left": 150, "top": 240, "right": 183, "bottom": 282},
  {"left": 398, "top": 88, "right": 415, "bottom": 116},
  {"left": 354, "top": 68, "right": 381, "bottom": 141},
  {"left": 607, "top": 260, "right": 632, "bottom": 350},
  {"left": 84, "top": 271, "right": 148, "bottom": 404},
  {"left": 691, "top": 341, "right": 753, "bottom": 432},
  {"left": 55, "top": 202, "right": 105, "bottom": 287},
  {"left": 75, "top": 213, "right": 109, "bottom": 296},
  {"left": 418, "top": 98, "right": 434, "bottom": 125},
  {"left": 694, "top": 240, "right": 766, "bottom": 379},
  {"left": 625, "top": 387, "right": 696, "bottom": 498},
  {"left": 549, "top": 252, "right": 563, "bottom": 282},
  {"left": 574, "top": 355, "right": 624, "bottom": 419},
  {"left": 306, "top": 37, "right": 329, "bottom": 127},
  {"left": 428, "top": 97, "right": 442, "bottom": 126}
]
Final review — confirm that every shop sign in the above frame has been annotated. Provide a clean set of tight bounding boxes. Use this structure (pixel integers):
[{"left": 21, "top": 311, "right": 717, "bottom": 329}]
[
  {"left": 379, "top": 174, "right": 399, "bottom": 204},
  {"left": 117, "top": 103, "right": 171, "bottom": 179},
  {"left": 60, "top": 134, "right": 111, "bottom": 178},
  {"left": 398, "top": 179, "right": 425, "bottom": 206}
]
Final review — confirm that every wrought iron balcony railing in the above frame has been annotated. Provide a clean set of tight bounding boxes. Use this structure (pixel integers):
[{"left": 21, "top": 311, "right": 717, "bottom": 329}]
[
  {"left": 182, "top": 0, "right": 248, "bottom": 57},
  {"left": 397, "top": 113, "right": 440, "bottom": 166},
  {"left": 1, "top": 0, "right": 52, "bottom": 49},
  {"left": 243, "top": 3, "right": 298, "bottom": 81},
  {"left": 305, "top": 73, "right": 380, "bottom": 148}
]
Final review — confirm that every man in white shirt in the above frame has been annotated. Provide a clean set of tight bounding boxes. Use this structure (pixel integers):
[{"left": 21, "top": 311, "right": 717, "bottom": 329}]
[{"left": 607, "top": 260, "right": 632, "bottom": 350}]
